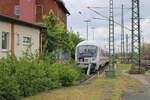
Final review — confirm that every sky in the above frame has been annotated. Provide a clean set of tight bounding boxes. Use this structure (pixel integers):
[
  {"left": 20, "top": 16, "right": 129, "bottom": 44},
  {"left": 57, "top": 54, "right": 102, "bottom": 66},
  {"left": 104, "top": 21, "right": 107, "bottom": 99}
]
[{"left": 63, "top": 0, "right": 150, "bottom": 52}]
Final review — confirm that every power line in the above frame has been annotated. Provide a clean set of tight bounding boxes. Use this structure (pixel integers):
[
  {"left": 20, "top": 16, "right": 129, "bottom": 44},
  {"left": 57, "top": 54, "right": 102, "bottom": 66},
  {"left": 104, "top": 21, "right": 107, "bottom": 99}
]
[
  {"left": 65, "top": 0, "right": 90, "bottom": 19},
  {"left": 90, "top": 6, "right": 131, "bottom": 10},
  {"left": 88, "top": 7, "right": 131, "bottom": 31}
]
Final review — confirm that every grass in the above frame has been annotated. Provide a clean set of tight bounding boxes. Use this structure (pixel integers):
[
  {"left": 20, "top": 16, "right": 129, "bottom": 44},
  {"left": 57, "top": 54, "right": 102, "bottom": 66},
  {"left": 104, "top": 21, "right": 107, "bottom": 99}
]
[
  {"left": 142, "top": 60, "right": 150, "bottom": 64},
  {"left": 23, "top": 64, "right": 142, "bottom": 100},
  {"left": 115, "top": 63, "right": 131, "bottom": 72}
]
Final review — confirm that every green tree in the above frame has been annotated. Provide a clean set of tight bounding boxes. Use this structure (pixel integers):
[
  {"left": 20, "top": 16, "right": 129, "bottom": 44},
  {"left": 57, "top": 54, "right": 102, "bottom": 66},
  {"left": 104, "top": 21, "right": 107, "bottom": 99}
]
[
  {"left": 68, "top": 32, "right": 84, "bottom": 58},
  {"left": 42, "top": 10, "right": 84, "bottom": 59},
  {"left": 43, "top": 10, "right": 69, "bottom": 52}
]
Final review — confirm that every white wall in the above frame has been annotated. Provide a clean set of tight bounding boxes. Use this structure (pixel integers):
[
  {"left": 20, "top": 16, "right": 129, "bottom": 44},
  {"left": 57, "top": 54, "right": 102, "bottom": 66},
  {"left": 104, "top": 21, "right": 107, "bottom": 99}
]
[
  {"left": 14, "top": 25, "right": 40, "bottom": 57},
  {"left": 0, "top": 20, "right": 41, "bottom": 58}
]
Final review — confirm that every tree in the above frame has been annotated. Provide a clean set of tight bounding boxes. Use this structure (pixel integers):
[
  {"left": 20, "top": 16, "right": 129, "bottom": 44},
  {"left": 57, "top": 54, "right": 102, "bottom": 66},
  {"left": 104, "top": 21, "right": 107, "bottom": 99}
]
[
  {"left": 68, "top": 32, "right": 84, "bottom": 58},
  {"left": 43, "top": 10, "right": 69, "bottom": 52},
  {"left": 42, "top": 10, "right": 84, "bottom": 59}
]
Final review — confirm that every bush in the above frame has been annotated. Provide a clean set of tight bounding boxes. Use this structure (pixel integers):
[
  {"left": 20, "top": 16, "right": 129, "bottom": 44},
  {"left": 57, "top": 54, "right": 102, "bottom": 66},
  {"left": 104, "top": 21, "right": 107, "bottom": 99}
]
[
  {"left": 0, "top": 54, "right": 84, "bottom": 100},
  {"left": 0, "top": 76, "right": 20, "bottom": 100},
  {"left": 0, "top": 64, "right": 20, "bottom": 100},
  {"left": 52, "top": 63, "right": 83, "bottom": 86}
]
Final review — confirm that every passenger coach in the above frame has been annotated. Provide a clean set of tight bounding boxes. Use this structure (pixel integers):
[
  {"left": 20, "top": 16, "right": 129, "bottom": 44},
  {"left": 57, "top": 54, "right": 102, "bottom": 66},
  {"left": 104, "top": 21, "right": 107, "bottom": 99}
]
[{"left": 75, "top": 41, "right": 109, "bottom": 75}]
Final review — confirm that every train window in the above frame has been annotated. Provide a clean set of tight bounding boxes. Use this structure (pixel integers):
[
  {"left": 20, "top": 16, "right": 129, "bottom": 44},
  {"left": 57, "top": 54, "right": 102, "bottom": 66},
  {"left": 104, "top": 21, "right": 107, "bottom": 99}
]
[{"left": 77, "top": 45, "right": 97, "bottom": 58}]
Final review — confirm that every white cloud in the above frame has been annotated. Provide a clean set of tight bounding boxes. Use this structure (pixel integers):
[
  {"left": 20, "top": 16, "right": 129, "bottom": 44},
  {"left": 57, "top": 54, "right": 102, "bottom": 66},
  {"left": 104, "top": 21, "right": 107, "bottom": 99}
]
[{"left": 141, "top": 19, "right": 150, "bottom": 43}]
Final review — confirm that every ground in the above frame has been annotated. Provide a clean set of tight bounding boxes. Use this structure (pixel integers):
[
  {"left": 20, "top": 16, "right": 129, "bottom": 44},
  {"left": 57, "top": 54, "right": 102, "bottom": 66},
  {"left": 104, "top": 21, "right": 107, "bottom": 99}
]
[
  {"left": 122, "top": 71, "right": 150, "bottom": 100},
  {"left": 23, "top": 64, "right": 144, "bottom": 100}
]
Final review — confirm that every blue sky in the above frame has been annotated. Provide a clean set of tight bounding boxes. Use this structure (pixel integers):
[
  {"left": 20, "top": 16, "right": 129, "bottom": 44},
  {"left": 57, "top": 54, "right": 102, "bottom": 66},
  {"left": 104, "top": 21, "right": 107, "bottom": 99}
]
[{"left": 63, "top": 0, "right": 150, "bottom": 51}]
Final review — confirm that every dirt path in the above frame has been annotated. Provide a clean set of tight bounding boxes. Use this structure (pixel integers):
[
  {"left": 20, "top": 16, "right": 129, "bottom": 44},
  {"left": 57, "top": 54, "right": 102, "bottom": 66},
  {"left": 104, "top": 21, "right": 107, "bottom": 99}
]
[
  {"left": 122, "top": 72, "right": 150, "bottom": 100},
  {"left": 102, "top": 85, "right": 113, "bottom": 100},
  {"left": 123, "top": 72, "right": 150, "bottom": 85}
]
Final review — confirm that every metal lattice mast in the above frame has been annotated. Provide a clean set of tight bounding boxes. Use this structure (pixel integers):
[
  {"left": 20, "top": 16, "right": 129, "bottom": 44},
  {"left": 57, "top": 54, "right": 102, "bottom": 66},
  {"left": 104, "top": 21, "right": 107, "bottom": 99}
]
[
  {"left": 131, "top": 0, "right": 141, "bottom": 70},
  {"left": 109, "top": 0, "right": 115, "bottom": 71},
  {"left": 121, "top": 4, "right": 125, "bottom": 57}
]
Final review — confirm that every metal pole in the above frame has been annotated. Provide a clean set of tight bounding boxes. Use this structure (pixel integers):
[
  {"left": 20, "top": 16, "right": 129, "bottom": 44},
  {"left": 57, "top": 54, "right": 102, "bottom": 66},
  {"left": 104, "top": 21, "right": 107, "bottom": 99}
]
[
  {"left": 126, "top": 34, "right": 129, "bottom": 55},
  {"left": 121, "top": 4, "right": 125, "bottom": 57},
  {"left": 142, "top": 37, "right": 144, "bottom": 60},
  {"left": 84, "top": 20, "right": 91, "bottom": 40},
  {"left": 87, "top": 22, "right": 89, "bottom": 40},
  {"left": 91, "top": 27, "right": 95, "bottom": 40},
  {"left": 126, "top": 34, "right": 129, "bottom": 63}
]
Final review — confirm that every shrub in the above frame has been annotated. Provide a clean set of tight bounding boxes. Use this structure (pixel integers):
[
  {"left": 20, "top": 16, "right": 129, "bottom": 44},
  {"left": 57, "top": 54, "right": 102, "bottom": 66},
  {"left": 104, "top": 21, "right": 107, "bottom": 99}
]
[
  {"left": 0, "top": 56, "right": 20, "bottom": 100},
  {"left": 0, "top": 74, "right": 20, "bottom": 100},
  {"left": 0, "top": 54, "right": 84, "bottom": 99},
  {"left": 15, "top": 58, "right": 60, "bottom": 97},
  {"left": 52, "top": 63, "right": 84, "bottom": 86}
]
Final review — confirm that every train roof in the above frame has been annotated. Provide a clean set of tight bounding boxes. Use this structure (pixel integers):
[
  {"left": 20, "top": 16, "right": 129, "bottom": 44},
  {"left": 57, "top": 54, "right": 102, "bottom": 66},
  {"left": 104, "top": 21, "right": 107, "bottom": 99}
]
[{"left": 76, "top": 41, "right": 101, "bottom": 48}]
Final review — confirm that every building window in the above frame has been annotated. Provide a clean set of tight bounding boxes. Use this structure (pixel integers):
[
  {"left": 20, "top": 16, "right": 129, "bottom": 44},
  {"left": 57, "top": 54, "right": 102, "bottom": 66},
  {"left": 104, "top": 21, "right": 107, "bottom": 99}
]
[
  {"left": 23, "top": 37, "right": 31, "bottom": 46},
  {"left": 2, "top": 32, "right": 9, "bottom": 51},
  {"left": 17, "top": 34, "right": 20, "bottom": 45},
  {"left": 15, "top": 5, "right": 20, "bottom": 16},
  {"left": 36, "top": 5, "right": 43, "bottom": 16}
]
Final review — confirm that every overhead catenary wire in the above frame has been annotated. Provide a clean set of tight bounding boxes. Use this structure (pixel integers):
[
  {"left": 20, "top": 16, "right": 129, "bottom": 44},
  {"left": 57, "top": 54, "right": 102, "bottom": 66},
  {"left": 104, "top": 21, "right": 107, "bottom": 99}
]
[
  {"left": 88, "top": 7, "right": 131, "bottom": 31},
  {"left": 90, "top": 6, "right": 131, "bottom": 10},
  {"left": 65, "top": 0, "right": 90, "bottom": 19}
]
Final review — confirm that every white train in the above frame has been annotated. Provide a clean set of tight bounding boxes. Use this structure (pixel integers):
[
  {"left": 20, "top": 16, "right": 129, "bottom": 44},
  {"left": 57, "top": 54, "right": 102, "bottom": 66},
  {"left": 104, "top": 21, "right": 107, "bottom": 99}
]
[{"left": 75, "top": 41, "right": 109, "bottom": 75}]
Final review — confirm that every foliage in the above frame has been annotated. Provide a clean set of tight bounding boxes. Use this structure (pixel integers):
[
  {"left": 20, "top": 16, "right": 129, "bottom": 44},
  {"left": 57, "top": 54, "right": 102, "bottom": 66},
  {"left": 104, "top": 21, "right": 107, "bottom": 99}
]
[
  {"left": 42, "top": 10, "right": 69, "bottom": 52},
  {"left": 0, "top": 56, "right": 20, "bottom": 100},
  {"left": 0, "top": 54, "right": 84, "bottom": 100},
  {"left": 42, "top": 10, "right": 84, "bottom": 58},
  {"left": 68, "top": 32, "right": 84, "bottom": 58},
  {"left": 0, "top": 74, "right": 20, "bottom": 100},
  {"left": 52, "top": 63, "right": 83, "bottom": 86}
]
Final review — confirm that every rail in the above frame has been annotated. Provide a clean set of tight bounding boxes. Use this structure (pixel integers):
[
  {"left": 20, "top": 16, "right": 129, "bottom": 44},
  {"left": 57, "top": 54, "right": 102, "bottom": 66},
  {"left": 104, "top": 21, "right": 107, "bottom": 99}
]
[{"left": 80, "top": 63, "right": 109, "bottom": 85}]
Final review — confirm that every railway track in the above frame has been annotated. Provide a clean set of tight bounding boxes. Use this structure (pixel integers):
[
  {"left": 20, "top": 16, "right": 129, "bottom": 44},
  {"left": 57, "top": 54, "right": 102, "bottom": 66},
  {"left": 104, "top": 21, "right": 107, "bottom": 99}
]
[{"left": 80, "top": 63, "right": 109, "bottom": 85}]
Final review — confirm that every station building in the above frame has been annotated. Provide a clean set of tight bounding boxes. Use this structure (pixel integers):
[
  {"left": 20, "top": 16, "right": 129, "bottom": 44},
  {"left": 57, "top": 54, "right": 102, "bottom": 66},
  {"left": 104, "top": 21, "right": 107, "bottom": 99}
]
[
  {"left": 0, "top": 14, "right": 45, "bottom": 58},
  {"left": 0, "top": 0, "right": 70, "bottom": 28}
]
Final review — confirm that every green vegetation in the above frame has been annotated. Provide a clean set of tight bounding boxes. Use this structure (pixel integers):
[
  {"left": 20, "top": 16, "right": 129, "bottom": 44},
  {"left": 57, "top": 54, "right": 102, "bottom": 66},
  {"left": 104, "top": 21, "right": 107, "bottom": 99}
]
[
  {"left": 0, "top": 54, "right": 84, "bottom": 100},
  {"left": 23, "top": 64, "right": 142, "bottom": 100},
  {"left": 42, "top": 10, "right": 83, "bottom": 59}
]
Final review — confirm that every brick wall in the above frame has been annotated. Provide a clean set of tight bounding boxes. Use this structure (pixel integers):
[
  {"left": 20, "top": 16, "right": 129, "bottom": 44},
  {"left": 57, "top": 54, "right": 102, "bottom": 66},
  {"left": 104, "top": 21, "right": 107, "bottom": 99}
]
[
  {"left": 36, "top": 0, "right": 59, "bottom": 23},
  {"left": 0, "top": 0, "right": 68, "bottom": 27},
  {"left": 20, "top": 0, "right": 36, "bottom": 23},
  {"left": 0, "top": 0, "right": 19, "bottom": 18}
]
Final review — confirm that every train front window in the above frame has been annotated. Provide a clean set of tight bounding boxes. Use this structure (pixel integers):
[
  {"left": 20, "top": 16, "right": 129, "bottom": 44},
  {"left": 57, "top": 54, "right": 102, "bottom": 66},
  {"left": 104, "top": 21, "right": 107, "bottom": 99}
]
[{"left": 78, "top": 45, "right": 97, "bottom": 58}]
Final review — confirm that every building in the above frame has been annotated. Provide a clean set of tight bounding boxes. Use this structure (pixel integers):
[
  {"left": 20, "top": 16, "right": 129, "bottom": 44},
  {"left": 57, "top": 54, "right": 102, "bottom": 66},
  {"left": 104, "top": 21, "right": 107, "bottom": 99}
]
[
  {"left": 0, "top": 0, "right": 70, "bottom": 28},
  {"left": 0, "top": 14, "right": 45, "bottom": 58}
]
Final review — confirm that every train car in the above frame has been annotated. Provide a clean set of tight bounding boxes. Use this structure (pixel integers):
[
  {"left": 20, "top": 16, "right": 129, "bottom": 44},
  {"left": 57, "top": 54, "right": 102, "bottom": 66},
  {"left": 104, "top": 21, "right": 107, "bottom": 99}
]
[{"left": 75, "top": 40, "right": 109, "bottom": 75}]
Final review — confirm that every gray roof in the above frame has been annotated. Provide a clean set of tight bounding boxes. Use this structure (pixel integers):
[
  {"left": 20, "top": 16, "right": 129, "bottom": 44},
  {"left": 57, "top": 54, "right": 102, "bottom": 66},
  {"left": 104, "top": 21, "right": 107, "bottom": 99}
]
[
  {"left": 56, "top": 0, "right": 70, "bottom": 15},
  {"left": 0, "top": 14, "right": 46, "bottom": 29}
]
